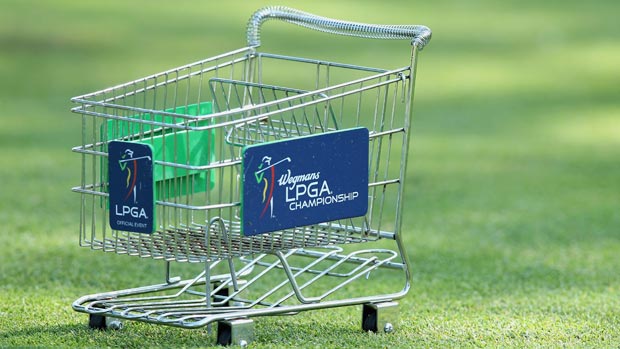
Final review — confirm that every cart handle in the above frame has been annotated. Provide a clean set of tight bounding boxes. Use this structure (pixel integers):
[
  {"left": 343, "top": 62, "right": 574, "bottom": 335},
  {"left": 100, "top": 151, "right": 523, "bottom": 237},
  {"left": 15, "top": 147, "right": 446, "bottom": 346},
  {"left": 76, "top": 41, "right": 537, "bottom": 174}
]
[{"left": 247, "top": 6, "right": 431, "bottom": 49}]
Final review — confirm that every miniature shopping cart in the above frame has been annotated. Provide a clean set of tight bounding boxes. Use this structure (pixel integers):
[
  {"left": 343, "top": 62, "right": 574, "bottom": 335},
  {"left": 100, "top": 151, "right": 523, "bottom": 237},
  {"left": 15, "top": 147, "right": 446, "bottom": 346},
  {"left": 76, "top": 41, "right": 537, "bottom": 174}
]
[{"left": 71, "top": 6, "right": 431, "bottom": 345}]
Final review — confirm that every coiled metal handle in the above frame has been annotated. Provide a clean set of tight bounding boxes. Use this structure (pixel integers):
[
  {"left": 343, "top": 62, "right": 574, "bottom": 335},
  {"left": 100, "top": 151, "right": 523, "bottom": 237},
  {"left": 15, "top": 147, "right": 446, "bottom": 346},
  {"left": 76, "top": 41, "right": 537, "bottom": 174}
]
[{"left": 247, "top": 6, "right": 432, "bottom": 49}]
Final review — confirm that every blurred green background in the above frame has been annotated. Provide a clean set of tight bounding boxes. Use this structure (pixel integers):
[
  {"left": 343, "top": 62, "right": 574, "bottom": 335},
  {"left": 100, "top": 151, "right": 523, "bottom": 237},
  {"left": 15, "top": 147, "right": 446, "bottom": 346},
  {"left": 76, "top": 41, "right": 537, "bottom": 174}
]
[{"left": 1, "top": 0, "right": 618, "bottom": 347}]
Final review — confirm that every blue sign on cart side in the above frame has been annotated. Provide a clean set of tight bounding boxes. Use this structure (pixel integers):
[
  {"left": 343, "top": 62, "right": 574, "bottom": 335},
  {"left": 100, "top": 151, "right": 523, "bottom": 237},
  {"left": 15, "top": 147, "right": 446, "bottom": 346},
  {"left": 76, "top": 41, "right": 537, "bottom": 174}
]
[
  {"left": 108, "top": 141, "right": 155, "bottom": 234},
  {"left": 242, "top": 128, "right": 369, "bottom": 236}
]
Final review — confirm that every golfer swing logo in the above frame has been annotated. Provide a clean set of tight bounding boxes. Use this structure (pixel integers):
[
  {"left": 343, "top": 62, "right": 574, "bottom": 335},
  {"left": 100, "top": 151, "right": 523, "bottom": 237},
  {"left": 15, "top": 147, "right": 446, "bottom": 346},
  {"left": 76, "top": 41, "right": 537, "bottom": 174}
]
[
  {"left": 119, "top": 149, "right": 147, "bottom": 204},
  {"left": 254, "top": 156, "right": 291, "bottom": 219},
  {"left": 108, "top": 141, "right": 155, "bottom": 234}
]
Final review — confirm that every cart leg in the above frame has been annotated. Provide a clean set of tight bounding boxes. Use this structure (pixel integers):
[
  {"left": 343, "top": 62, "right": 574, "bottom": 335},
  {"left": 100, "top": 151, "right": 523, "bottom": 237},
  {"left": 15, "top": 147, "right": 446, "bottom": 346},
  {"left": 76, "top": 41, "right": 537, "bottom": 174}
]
[
  {"left": 88, "top": 314, "right": 123, "bottom": 330},
  {"left": 217, "top": 318, "right": 254, "bottom": 347},
  {"left": 362, "top": 301, "right": 398, "bottom": 333},
  {"left": 213, "top": 280, "right": 247, "bottom": 307},
  {"left": 213, "top": 285, "right": 231, "bottom": 307}
]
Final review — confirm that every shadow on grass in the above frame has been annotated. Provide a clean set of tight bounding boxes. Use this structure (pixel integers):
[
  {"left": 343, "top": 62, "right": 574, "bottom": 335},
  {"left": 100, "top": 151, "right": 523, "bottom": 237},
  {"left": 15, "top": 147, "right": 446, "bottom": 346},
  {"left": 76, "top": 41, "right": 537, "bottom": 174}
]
[
  {"left": 0, "top": 322, "right": 217, "bottom": 348},
  {"left": 1, "top": 313, "right": 371, "bottom": 348}
]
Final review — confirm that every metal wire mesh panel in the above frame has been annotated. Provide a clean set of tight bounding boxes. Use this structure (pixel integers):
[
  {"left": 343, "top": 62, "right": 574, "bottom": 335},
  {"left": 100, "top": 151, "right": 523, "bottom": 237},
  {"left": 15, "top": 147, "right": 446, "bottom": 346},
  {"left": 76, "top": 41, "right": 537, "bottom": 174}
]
[{"left": 73, "top": 50, "right": 412, "bottom": 262}]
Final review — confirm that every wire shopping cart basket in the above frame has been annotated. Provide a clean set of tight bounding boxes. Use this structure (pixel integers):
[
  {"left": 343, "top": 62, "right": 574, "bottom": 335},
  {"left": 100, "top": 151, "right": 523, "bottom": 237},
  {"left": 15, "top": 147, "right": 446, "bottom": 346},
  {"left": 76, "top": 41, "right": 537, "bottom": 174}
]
[{"left": 71, "top": 6, "right": 431, "bottom": 345}]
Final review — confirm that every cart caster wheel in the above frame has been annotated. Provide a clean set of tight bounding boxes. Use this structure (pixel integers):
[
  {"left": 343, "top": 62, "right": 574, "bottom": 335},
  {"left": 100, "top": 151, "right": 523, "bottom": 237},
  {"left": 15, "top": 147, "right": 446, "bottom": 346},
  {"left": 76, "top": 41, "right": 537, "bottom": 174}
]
[
  {"left": 88, "top": 314, "right": 123, "bottom": 331},
  {"left": 217, "top": 318, "right": 254, "bottom": 346},
  {"left": 107, "top": 319, "right": 123, "bottom": 330},
  {"left": 362, "top": 301, "right": 399, "bottom": 333}
]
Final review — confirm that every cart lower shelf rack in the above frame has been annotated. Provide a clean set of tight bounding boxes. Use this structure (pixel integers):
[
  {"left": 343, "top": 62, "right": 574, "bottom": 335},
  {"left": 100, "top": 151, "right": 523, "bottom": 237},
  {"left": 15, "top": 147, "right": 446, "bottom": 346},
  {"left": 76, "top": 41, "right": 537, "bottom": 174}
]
[{"left": 71, "top": 6, "right": 430, "bottom": 346}]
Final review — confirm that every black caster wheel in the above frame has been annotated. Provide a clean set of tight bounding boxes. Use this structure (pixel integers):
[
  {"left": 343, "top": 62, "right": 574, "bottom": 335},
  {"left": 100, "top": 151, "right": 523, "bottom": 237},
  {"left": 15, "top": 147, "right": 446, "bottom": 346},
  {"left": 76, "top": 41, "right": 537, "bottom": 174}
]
[
  {"left": 217, "top": 318, "right": 254, "bottom": 346},
  {"left": 362, "top": 302, "right": 398, "bottom": 333},
  {"left": 88, "top": 314, "right": 123, "bottom": 330}
]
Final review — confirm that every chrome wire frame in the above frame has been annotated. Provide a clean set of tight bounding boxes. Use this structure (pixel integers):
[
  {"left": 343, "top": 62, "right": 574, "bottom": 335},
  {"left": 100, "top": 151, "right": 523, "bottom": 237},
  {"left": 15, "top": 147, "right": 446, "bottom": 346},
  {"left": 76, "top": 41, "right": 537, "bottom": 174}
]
[{"left": 71, "top": 6, "right": 429, "bottom": 329}]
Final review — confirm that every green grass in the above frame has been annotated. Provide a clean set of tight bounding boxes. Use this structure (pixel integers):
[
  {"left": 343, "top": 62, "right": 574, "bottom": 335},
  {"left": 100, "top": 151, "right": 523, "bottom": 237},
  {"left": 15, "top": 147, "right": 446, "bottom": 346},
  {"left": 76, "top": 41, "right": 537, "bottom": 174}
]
[{"left": 1, "top": 0, "right": 619, "bottom": 347}]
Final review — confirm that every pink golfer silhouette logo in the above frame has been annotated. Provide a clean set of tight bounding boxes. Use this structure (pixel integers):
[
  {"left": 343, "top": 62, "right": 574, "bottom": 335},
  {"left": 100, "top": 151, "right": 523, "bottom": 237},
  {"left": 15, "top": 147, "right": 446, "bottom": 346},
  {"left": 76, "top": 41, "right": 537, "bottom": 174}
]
[{"left": 254, "top": 156, "right": 291, "bottom": 219}]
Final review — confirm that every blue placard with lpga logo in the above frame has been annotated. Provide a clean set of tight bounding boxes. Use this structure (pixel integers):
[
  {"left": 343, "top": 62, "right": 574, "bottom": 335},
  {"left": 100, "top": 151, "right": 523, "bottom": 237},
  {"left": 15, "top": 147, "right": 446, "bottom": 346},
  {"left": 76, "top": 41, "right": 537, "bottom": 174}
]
[
  {"left": 242, "top": 128, "right": 369, "bottom": 236},
  {"left": 108, "top": 141, "right": 155, "bottom": 234}
]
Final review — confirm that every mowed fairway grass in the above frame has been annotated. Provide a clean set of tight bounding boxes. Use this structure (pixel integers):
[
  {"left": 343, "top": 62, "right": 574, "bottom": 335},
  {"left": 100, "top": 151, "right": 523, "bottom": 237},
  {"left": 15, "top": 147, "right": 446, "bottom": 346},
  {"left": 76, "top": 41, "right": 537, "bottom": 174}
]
[{"left": 1, "top": 0, "right": 619, "bottom": 347}]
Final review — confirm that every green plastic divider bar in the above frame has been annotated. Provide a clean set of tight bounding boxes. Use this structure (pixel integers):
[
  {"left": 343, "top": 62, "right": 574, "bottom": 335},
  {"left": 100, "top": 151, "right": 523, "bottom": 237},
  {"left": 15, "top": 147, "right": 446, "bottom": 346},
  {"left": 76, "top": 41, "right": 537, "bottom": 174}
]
[{"left": 105, "top": 102, "right": 215, "bottom": 201}]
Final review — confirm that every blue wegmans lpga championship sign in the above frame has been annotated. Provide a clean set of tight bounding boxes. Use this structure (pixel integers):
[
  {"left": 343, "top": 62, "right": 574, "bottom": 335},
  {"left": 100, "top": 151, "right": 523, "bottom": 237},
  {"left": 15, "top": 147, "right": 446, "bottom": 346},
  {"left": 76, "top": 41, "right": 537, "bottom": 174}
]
[{"left": 242, "top": 128, "right": 369, "bottom": 236}]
